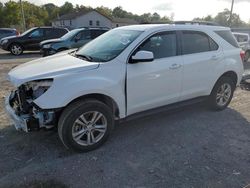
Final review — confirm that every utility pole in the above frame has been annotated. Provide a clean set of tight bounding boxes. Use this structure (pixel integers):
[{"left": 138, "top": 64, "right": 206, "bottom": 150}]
[
  {"left": 228, "top": 0, "right": 235, "bottom": 27},
  {"left": 19, "top": 0, "right": 26, "bottom": 31}
]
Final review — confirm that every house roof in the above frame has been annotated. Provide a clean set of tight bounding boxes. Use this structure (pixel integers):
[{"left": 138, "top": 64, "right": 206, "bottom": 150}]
[
  {"left": 54, "top": 10, "right": 112, "bottom": 21},
  {"left": 112, "top": 17, "right": 138, "bottom": 24},
  {"left": 54, "top": 10, "right": 138, "bottom": 24}
]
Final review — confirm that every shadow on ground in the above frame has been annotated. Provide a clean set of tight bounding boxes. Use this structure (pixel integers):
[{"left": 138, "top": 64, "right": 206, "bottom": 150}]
[
  {"left": 0, "top": 51, "right": 41, "bottom": 60},
  {"left": 1, "top": 103, "right": 250, "bottom": 188}
]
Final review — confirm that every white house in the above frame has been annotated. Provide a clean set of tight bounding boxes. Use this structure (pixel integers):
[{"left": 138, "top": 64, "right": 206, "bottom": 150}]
[{"left": 52, "top": 10, "right": 138, "bottom": 29}]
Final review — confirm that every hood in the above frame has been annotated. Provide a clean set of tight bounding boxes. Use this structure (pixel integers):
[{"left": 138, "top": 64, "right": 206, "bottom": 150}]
[
  {"left": 8, "top": 53, "right": 99, "bottom": 86},
  {"left": 1, "top": 35, "right": 19, "bottom": 41},
  {"left": 40, "top": 38, "right": 63, "bottom": 46}
]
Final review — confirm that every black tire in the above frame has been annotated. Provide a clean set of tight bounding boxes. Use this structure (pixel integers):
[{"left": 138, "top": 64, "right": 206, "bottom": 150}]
[
  {"left": 207, "top": 76, "right": 236, "bottom": 111},
  {"left": 10, "top": 43, "right": 23, "bottom": 56},
  {"left": 58, "top": 99, "right": 114, "bottom": 152},
  {"left": 244, "top": 51, "right": 250, "bottom": 62}
]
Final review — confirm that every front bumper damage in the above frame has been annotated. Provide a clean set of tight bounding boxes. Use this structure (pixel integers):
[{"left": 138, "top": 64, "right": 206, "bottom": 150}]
[{"left": 5, "top": 87, "right": 56, "bottom": 132}]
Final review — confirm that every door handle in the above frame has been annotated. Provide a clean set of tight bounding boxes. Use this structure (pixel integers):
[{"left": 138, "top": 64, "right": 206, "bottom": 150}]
[
  {"left": 169, "top": 63, "right": 182, "bottom": 70},
  {"left": 211, "top": 55, "right": 220, "bottom": 60}
]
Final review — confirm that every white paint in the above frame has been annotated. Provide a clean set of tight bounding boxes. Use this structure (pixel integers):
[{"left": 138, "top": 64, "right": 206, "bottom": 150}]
[{"left": 7, "top": 24, "right": 244, "bottom": 118}]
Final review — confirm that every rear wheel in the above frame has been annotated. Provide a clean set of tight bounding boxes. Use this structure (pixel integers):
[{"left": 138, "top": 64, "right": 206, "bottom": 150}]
[
  {"left": 58, "top": 99, "right": 114, "bottom": 152},
  {"left": 10, "top": 43, "right": 23, "bottom": 56},
  {"left": 245, "top": 50, "right": 250, "bottom": 62},
  {"left": 207, "top": 76, "right": 236, "bottom": 111}
]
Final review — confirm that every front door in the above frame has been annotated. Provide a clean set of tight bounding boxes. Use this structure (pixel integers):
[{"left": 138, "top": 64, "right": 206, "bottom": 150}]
[
  {"left": 71, "top": 30, "right": 91, "bottom": 49},
  {"left": 24, "top": 28, "right": 46, "bottom": 50},
  {"left": 127, "top": 31, "right": 183, "bottom": 115}
]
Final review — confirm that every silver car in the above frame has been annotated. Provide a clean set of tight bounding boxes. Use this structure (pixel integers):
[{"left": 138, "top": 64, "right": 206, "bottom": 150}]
[{"left": 233, "top": 32, "right": 250, "bottom": 62}]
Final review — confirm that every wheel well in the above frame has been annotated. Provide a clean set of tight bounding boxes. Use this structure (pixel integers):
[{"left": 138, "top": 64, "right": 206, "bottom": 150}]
[
  {"left": 219, "top": 71, "right": 238, "bottom": 85},
  {"left": 67, "top": 94, "right": 120, "bottom": 118}
]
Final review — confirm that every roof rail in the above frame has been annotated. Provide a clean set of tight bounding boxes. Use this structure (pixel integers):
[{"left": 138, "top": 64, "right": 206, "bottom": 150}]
[
  {"left": 78, "top": 27, "right": 110, "bottom": 30},
  {"left": 174, "top": 21, "right": 220, "bottom": 26}
]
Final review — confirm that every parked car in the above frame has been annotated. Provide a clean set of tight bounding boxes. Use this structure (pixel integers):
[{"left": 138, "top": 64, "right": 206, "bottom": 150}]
[
  {"left": 5, "top": 24, "right": 244, "bottom": 152},
  {"left": 0, "top": 28, "right": 19, "bottom": 40},
  {"left": 233, "top": 32, "right": 250, "bottom": 62},
  {"left": 40, "top": 27, "right": 109, "bottom": 57},
  {"left": 0, "top": 27, "right": 68, "bottom": 55}
]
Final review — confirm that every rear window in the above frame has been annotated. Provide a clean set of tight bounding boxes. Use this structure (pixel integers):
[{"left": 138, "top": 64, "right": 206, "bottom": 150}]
[
  {"left": 215, "top": 30, "right": 239, "bottom": 48},
  {"left": 234, "top": 34, "right": 249, "bottom": 43}
]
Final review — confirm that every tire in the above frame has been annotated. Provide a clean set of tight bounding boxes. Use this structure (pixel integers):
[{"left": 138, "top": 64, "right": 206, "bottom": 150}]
[
  {"left": 10, "top": 43, "right": 23, "bottom": 56},
  {"left": 244, "top": 51, "right": 250, "bottom": 62},
  {"left": 58, "top": 99, "right": 114, "bottom": 152},
  {"left": 207, "top": 76, "right": 236, "bottom": 111}
]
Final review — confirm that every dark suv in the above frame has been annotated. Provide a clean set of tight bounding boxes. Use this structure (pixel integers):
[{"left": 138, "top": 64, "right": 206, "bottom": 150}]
[
  {"left": 40, "top": 27, "right": 108, "bottom": 56},
  {"left": 0, "top": 27, "right": 68, "bottom": 55}
]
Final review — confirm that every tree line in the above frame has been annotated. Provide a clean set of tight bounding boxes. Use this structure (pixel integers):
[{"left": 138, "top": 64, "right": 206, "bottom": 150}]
[{"left": 0, "top": 1, "right": 249, "bottom": 32}]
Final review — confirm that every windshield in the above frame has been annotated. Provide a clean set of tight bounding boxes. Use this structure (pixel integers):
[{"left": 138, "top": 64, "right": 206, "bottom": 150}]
[
  {"left": 21, "top": 28, "right": 35, "bottom": 36},
  {"left": 61, "top": 29, "right": 81, "bottom": 40},
  {"left": 76, "top": 29, "right": 142, "bottom": 62}
]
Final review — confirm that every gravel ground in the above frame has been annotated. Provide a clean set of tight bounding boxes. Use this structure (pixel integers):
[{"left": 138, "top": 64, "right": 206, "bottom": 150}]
[{"left": 1, "top": 49, "right": 250, "bottom": 188}]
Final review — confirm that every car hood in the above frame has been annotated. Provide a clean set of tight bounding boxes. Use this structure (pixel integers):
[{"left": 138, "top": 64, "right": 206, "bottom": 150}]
[
  {"left": 1, "top": 35, "right": 19, "bottom": 41},
  {"left": 8, "top": 53, "right": 99, "bottom": 86},
  {"left": 40, "top": 38, "right": 63, "bottom": 46}
]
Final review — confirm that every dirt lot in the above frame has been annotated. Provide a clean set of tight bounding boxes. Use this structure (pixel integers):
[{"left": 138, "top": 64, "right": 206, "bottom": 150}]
[{"left": 1, "top": 49, "right": 250, "bottom": 188}]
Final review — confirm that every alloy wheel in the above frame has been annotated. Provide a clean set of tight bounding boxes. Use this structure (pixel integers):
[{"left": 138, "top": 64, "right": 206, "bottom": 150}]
[
  {"left": 72, "top": 111, "right": 107, "bottom": 146},
  {"left": 216, "top": 83, "right": 232, "bottom": 106}
]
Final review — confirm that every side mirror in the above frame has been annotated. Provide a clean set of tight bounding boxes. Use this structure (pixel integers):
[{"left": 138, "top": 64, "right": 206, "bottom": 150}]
[{"left": 130, "top": 50, "right": 154, "bottom": 63}]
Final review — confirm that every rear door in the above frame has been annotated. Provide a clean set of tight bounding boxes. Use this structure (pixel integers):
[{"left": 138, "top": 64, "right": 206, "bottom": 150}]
[
  {"left": 179, "top": 30, "right": 222, "bottom": 101},
  {"left": 91, "top": 29, "right": 107, "bottom": 39}
]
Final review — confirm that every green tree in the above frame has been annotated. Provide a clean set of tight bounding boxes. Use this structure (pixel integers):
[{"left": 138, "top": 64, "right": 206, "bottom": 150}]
[
  {"left": 96, "top": 6, "right": 112, "bottom": 18},
  {"left": 43, "top": 3, "right": 59, "bottom": 25},
  {"left": 2, "top": 1, "right": 21, "bottom": 27},
  {"left": 59, "top": 1, "right": 74, "bottom": 16},
  {"left": 214, "top": 9, "right": 245, "bottom": 27}
]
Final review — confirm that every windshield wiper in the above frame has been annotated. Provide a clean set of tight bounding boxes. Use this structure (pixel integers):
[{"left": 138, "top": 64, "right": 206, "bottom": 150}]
[{"left": 73, "top": 53, "right": 93, "bottom": 62}]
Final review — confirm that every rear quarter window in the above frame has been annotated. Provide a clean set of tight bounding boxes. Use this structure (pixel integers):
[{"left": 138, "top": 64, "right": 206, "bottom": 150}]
[{"left": 215, "top": 30, "right": 239, "bottom": 48}]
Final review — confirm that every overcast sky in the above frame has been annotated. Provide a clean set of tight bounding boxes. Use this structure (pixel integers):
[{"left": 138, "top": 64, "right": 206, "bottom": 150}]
[{"left": 1, "top": 0, "right": 250, "bottom": 22}]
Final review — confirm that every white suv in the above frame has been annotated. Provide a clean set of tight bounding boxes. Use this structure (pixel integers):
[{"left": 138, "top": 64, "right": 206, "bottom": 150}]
[{"left": 5, "top": 24, "right": 244, "bottom": 152}]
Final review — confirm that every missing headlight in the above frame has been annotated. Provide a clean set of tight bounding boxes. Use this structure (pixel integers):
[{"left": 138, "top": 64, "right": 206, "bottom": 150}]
[{"left": 25, "top": 79, "right": 53, "bottom": 100}]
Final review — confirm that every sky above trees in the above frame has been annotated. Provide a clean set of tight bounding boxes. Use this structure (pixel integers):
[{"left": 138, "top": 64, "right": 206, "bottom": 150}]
[{"left": 1, "top": 0, "right": 250, "bottom": 23}]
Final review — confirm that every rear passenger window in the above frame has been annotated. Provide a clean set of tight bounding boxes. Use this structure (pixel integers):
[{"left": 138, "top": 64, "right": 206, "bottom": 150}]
[
  {"left": 91, "top": 30, "right": 106, "bottom": 39},
  {"left": 138, "top": 32, "right": 177, "bottom": 59}
]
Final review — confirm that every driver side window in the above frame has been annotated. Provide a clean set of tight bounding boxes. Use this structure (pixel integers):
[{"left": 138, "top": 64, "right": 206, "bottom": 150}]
[
  {"left": 75, "top": 30, "right": 91, "bottom": 41},
  {"left": 29, "top": 29, "right": 44, "bottom": 38},
  {"left": 138, "top": 31, "right": 177, "bottom": 59}
]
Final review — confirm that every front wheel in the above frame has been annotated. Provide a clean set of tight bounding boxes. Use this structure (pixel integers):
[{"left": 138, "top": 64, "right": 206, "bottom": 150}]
[
  {"left": 58, "top": 99, "right": 114, "bottom": 152},
  {"left": 10, "top": 43, "right": 23, "bottom": 55},
  {"left": 207, "top": 76, "right": 236, "bottom": 111}
]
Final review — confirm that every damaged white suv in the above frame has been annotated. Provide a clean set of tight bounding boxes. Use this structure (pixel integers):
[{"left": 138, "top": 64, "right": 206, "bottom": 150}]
[{"left": 5, "top": 24, "right": 244, "bottom": 152}]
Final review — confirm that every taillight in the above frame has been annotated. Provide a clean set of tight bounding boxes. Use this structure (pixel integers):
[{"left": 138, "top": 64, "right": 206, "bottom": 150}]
[
  {"left": 15, "top": 30, "right": 20, "bottom": 36},
  {"left": 240, "top": 51, "right": 245, "bottom": 62}
]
